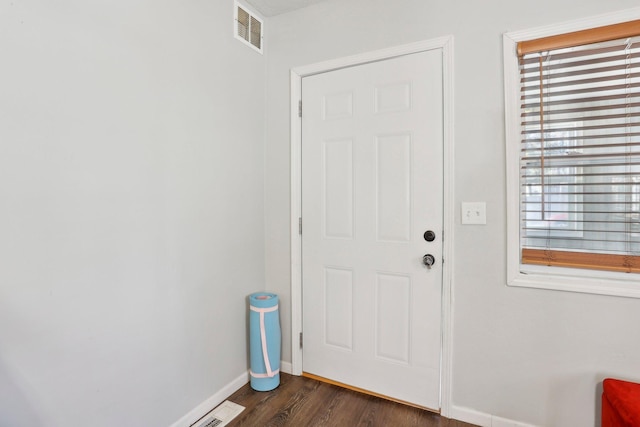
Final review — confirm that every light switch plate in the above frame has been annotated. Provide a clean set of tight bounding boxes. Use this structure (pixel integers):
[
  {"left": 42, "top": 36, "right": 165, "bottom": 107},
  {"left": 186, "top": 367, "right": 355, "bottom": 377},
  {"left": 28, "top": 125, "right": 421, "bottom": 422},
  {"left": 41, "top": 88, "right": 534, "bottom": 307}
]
[{"left": 461, "top": 202, "right": 486, "bottom": 225}]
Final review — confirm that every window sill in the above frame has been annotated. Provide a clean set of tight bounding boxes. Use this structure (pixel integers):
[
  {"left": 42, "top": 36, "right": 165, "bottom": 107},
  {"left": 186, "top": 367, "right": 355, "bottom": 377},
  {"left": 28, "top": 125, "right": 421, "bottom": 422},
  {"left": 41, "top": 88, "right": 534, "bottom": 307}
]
[{"left": 508, "top": 265, "right": 640, "bottom": 299}]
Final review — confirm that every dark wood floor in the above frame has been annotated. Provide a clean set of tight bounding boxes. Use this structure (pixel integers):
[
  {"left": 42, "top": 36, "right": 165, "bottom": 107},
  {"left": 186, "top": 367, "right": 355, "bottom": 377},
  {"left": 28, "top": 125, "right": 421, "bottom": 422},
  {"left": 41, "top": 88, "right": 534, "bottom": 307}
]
[{"left": 225, "top": 373, "right": 478, "bottom": 427}]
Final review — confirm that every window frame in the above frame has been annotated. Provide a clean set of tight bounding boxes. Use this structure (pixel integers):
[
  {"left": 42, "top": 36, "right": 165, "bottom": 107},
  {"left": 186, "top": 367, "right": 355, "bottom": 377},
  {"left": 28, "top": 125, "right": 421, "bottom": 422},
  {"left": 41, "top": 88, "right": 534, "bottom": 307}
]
[{"left": 504, "top": 7, "right": 640, "bottom": 299}]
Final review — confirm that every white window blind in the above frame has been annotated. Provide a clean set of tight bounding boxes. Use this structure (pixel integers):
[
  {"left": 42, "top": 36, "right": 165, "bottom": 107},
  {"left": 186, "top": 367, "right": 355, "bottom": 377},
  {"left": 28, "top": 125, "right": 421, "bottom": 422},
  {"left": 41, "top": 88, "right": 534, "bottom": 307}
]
[{"left": 518, "top": 22, "right": 640, "bottom": 273}]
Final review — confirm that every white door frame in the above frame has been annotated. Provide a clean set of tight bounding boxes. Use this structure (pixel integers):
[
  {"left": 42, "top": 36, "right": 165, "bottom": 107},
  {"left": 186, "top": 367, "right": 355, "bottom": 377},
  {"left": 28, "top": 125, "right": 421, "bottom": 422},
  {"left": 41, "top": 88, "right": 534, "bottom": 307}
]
[{"left": 289, "top": 36, "right": 455, "bottom": 416}]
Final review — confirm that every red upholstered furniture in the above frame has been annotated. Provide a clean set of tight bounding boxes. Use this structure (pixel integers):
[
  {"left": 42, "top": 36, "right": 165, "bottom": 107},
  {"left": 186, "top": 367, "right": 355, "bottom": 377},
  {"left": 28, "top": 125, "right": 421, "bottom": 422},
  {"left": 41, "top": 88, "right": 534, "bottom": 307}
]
[{"left": 602, "top": 378, "right": 640, "bottom": 427}]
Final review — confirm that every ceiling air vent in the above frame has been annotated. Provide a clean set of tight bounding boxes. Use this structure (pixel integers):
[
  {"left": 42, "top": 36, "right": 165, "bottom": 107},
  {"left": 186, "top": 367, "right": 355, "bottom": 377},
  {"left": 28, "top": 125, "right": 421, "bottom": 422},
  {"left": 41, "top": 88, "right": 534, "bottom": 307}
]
[{"left": 234, "top": 2, "right": 263, "bottom": 54}]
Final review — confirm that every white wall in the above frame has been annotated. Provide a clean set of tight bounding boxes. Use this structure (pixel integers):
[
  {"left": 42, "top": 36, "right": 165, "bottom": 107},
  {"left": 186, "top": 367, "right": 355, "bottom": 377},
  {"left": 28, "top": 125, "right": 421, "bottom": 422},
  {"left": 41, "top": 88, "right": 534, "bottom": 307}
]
[
  {"left": 0, "top": 1, "right": 265, "bottom": 426},
  {"left": 264, "top": 1, "right": 640, "bottom": 426}
]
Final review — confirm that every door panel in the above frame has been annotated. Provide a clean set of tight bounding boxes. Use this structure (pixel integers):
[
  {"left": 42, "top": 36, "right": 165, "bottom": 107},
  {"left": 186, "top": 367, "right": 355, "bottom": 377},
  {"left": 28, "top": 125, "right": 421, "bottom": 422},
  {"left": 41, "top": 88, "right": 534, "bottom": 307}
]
[{"left": 301, "top": 49, "right": 443, "bottom": 410}]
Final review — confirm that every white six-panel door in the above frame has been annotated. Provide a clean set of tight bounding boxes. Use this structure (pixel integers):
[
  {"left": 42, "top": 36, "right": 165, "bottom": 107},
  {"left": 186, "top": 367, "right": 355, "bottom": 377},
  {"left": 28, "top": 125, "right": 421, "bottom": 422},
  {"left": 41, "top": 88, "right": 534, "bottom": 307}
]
[{"left": 301, "top": 49, "right": 444, "bottom": 410}]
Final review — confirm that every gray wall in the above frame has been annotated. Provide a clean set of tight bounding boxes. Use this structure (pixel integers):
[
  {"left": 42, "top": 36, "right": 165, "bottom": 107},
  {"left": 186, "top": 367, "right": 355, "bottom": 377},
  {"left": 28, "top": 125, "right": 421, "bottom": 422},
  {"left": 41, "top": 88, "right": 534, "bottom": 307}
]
[
  {"left": 0, "top": 1, "right": 265, "bottom": 426},
  {"left": 264, "top": 1, "right": 640, "bottom": 426}
]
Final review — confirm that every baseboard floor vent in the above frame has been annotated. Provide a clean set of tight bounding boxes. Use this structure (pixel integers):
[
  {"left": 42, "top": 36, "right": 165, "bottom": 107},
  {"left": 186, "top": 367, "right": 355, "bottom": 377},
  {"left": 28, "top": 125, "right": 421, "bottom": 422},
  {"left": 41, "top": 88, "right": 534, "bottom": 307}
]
[{"left": 191, "top": 400, "right": 245, "bottom": 427}]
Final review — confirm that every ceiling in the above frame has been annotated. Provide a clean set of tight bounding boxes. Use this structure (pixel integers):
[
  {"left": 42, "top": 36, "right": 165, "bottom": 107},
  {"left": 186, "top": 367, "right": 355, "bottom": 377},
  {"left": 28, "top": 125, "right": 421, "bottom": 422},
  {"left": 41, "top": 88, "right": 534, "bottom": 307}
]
[{"left": 243, "top": 0, "right": 328, "bottom": 17}]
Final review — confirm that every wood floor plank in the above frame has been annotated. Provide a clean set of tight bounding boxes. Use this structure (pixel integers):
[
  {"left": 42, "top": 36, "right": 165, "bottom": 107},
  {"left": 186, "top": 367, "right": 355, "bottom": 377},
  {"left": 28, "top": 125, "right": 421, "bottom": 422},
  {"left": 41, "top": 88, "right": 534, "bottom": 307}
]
[{"left": 224, "top": 373, "right": 478, "bottom": 427}]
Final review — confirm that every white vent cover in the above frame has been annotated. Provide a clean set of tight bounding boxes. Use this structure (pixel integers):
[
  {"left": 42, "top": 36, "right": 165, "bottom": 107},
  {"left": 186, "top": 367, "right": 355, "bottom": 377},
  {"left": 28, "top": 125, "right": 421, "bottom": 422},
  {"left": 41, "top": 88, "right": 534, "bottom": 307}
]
[
  {"left": 192, "top": 400, "right": 245, "bottom": 427},
  {"left": 234, "top": 2, "right": 263, "bottom": 53}
]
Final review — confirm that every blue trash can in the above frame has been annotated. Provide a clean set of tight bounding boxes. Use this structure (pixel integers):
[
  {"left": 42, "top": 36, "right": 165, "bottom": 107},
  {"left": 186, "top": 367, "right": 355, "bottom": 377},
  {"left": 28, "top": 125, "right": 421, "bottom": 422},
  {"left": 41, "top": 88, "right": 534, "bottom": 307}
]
[{"left": 249, "top": 292, "right": 281, "bottom": 391}]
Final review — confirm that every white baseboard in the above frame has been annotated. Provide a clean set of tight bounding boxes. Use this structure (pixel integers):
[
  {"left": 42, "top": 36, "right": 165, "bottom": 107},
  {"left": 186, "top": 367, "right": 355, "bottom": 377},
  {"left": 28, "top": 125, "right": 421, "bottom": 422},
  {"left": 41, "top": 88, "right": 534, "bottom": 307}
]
[
  {"left": 450, "top": 405, "right": 539, "bottom": 427},
  {"left": 280, "top": 360, "right": 292, "bottom": 374},
  {"left": 491, "top": 416, "right": 539, "bottom": 427},
  {"left": 450, "top": 405, "right": 492, "bottom": 426},
  {"left": 169, "top": 371, "right": 249, "bottom": 427},
  {"left": 169, "top": 361, "right": 294, "bottom": 427}
]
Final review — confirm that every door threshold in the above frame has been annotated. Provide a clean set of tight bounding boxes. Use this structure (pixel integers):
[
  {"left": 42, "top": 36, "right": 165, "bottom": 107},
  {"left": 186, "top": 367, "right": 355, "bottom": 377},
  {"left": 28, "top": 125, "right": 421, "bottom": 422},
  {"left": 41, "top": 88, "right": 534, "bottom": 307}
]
[{"left": 301, "top": 372, "right": 439, "bottom": 414}]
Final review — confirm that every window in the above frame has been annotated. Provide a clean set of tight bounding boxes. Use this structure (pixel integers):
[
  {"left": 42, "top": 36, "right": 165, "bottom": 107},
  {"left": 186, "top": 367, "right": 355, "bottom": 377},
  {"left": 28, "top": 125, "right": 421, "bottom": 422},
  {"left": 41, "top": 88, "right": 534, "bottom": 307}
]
[{"left": 504, "top": 11, "right": 640, "bottom": 298}]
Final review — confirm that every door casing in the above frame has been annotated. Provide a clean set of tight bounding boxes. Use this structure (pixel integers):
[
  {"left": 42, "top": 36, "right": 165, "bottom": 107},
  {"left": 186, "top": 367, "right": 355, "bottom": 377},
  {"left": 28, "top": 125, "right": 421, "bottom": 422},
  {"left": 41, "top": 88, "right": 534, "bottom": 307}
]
[{"left": 289, "top": 36, "right": 455, "bottom": 416}]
